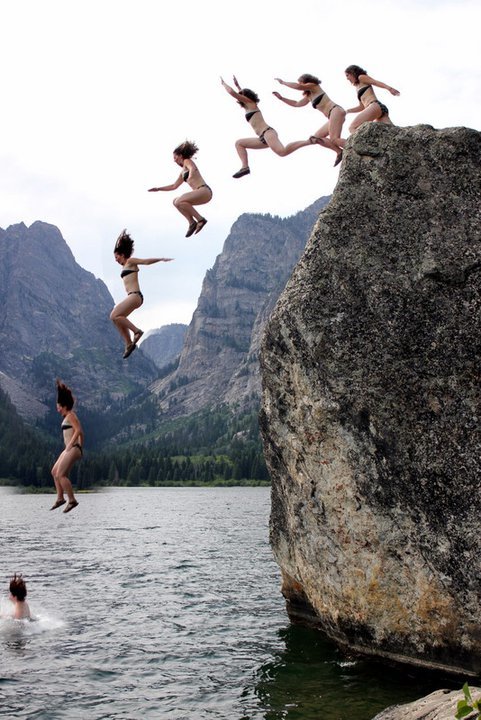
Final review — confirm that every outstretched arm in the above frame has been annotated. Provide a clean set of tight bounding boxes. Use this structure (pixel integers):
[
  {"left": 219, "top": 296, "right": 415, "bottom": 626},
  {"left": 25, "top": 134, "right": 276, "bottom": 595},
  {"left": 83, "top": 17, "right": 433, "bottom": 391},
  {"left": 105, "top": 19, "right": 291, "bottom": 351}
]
[
  {"left": 272, "top": 91, "right": 309, "bottom": 107},
  {"left": 359, "top": 74, "right": 400, "bottom": 96},
  {"left": 132, "top": 257, "right": 174, "bottom": 265},
  {"left": 148, "top": 174, "right": 183, "bottom": 192}
]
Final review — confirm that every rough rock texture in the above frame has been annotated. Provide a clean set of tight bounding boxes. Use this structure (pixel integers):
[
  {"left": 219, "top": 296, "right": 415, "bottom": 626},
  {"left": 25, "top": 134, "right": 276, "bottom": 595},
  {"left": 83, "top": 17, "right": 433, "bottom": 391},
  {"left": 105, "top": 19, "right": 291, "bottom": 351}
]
[
  {"left": 140, "top": 323, "right": 187, "bottom": 369},
  {"left": 373, "top": 687, "right": 481, "bottom": 719},
  {"left": 151, "top": 198, "right": 329, "bottom": 418},
  {"left": 0, "top": 221, "right": 157, "bottom": 417},
  {"left": 260, "top": 124, "right": 481, "bottom": 675}
]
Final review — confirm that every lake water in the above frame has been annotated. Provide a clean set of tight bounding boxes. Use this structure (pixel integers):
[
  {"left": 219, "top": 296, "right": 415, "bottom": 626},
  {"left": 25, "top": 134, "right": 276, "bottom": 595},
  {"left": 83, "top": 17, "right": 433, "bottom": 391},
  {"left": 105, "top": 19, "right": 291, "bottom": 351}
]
[{"left": 0, "top": 487, "right": 458, "bottom": 719}]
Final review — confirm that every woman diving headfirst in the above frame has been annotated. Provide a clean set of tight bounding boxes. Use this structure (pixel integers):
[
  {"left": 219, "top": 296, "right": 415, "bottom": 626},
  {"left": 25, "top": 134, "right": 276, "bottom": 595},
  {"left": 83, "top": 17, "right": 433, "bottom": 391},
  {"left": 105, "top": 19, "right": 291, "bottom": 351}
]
[
  {"left": 273, "top": 73, "right": 345, "bottom": 166},
  {"left": 148, "top": 141, "right": 212, "bottom": 237},
  {"left": 221, "top": 75, "right": 320, "bottom": 179},
  {"left": 345, "top": 65, "right": 400, "bottom": 132},
  {"left": 50, "top": 380, "right": 83, "bottom": 513},
  {"left": 111, "top": 230, "right": 173, "bottom": 359}
]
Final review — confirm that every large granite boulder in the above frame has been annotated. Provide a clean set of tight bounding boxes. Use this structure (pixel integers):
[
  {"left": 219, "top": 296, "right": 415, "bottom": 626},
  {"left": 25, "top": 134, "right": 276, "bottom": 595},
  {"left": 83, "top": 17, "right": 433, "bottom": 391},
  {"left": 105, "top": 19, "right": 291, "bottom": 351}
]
[{"left": 260, "top": 124, "right": 481, "bottom": 674}]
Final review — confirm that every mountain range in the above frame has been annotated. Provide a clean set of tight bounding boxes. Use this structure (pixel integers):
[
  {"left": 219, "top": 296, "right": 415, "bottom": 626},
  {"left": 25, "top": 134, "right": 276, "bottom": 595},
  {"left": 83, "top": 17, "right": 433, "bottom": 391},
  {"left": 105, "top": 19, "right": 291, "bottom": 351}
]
[{"left": 0, "top": 198, "right": 329, "bottom": 447}]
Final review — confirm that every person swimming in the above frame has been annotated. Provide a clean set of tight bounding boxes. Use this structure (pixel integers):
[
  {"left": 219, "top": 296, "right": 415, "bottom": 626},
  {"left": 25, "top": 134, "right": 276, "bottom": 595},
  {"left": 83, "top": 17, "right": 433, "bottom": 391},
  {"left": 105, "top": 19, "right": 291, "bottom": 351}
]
[{"left": 7, "top": 574, "right": 31, "bottom": 620}]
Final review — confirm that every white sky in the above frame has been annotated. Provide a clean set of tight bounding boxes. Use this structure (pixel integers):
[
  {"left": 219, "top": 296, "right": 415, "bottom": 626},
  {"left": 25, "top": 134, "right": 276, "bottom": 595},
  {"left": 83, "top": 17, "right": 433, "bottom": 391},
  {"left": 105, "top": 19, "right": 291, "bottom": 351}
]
[{"left": 1, "top": 0, "right": 480, "bottom": 332}]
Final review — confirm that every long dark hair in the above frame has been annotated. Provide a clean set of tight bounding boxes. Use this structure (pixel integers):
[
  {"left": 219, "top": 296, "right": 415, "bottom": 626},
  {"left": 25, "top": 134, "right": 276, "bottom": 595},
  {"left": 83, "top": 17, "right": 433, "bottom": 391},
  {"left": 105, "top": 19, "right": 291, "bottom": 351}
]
[
  {"left": 345, "top": 65, "right": 367, "bottom": 82},
  {"left": 173, "top": 140, "right": 199, "bottom": 159},
  {"left": 114, "top": 229, "right": 134, "bottom": 258},
  {"left": 56, "top": 379, "right": 75, "bottom": 410},
  {"left": 10, "top": 574, "right": 27, "bottom": 601},
  {"left": 298, "top": 73, "right": 321, "bottom": 85}
]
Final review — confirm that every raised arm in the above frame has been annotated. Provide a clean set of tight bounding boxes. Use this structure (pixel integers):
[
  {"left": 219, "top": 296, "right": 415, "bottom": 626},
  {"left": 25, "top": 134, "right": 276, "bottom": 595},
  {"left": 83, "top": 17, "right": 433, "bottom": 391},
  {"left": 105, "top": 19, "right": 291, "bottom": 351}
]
[
  {"left": 272, "top": 91, "right": 309, "bottom": 107},
  {"left": 358, "top": 74, "right": 400, "bottom": 96},
  {"left": 220, "top": 76, "right": 249, "bottom": 103},
  {"left": 148, "top": 173, "right": 183, "bottom": 192}
]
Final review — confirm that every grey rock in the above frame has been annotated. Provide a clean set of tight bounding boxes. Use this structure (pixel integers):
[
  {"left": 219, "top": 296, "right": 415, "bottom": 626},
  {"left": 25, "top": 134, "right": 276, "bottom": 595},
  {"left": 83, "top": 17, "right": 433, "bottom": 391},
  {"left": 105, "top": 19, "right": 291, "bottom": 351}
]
[
  {"left": 151, "top": 198, "right": 329, "bottom": 418},
  {"left": 260, "top": 124, "right": 481, "bottom": 674},
  {"left": 141, "top": 324, "right": 187, "bottom": 369},
  {"left": 373, "top": 687, "right": 481, "bottom": 719}
]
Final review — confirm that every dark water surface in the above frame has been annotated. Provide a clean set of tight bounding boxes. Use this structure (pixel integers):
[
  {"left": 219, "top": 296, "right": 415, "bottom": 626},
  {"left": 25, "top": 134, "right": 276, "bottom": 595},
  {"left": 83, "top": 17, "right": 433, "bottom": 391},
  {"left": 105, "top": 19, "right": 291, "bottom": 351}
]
[{"left": 0, "top": 487, "right": 458, "bottom": 719}]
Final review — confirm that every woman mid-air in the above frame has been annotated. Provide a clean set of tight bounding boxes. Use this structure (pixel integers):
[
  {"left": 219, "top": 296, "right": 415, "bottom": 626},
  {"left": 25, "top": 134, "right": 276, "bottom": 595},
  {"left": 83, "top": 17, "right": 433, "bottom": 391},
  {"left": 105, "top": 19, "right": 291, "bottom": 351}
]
[
  {"left": 221, "top": 75, "right": 319, "bottom": 179},
  {"left": 148, "top": 141, "right": 212, "bottom": 237},
  {"left": 273, "top": 73, "right": 345, "bottom": 166},
  {"left": 111, "top": 230, "right": 173, "bottom": 359},
  {"left": 50, "top": 379, "right": 83, "bottom": 513},
  {"left": 345, "top": 65, "right": 400, "bottom": 132}
]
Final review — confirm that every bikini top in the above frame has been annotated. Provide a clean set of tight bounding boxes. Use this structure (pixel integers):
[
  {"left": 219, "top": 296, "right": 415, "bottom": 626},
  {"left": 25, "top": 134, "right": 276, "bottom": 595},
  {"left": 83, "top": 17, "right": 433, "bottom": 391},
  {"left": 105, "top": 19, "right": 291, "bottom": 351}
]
[
  {"left": 61, "top": 420, "right": 72, "bottom": 432},
  {"left": 120, "top": 267, "right": 138, "bottom": 278},
  {"left": 357, "top": 84, "right": 372, "bottom": 100},
  {"left": 311, "top": 93, "right": 325, "bottom": 108},
  {"left": 183, "top": 169, "right": 189, "bottom": 181},
  {"left": 245, "top": 110, "right": 257, "bottom": 122}
]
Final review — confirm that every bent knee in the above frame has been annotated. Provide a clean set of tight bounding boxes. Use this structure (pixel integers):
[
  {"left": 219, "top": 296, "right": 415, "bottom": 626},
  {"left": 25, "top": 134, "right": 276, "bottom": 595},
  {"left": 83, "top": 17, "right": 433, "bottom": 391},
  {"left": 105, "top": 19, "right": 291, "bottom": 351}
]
[{"left": 173, "top": 197, "right": 180, "bottom": 208}]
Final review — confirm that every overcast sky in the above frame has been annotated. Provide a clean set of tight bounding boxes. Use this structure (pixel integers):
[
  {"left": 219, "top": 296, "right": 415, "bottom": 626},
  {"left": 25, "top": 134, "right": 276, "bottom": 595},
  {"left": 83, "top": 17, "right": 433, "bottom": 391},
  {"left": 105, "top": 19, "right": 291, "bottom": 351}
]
[{"left": 1, "top": 0, "right": 479, "bottom": 332}]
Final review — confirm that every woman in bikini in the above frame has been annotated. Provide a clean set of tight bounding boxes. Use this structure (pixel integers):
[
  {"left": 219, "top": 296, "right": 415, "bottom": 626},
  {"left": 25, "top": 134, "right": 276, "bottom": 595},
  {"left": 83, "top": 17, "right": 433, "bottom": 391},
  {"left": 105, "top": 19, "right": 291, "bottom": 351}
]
[
  {"left": 221, "top": 75, "right": 319, "bottom": 179},
  {"left": 148, "top": 141, "right": 212, "bottom": 237},
  {"left": 273, "top": 73, "right": 345, "bottom": 166},
  {"left": 111, "top": 229, "right": 173, "bottom": 359},
  {"left": 345, "top": 65, "right": 400, "bottom": 133},
  {"left": 50, "top": 379, "right": 83, "bottom": 514}
]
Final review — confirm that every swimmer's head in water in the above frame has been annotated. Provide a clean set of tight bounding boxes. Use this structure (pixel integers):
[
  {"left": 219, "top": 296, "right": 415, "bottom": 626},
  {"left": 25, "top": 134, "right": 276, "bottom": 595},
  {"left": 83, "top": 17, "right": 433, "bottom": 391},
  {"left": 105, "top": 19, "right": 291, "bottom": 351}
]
[
  {"left": 114, "top": 229, "right": 134, "bottom": 259},
  {"left": 10, "top": 574, "right": 27, "bottom": 601}
]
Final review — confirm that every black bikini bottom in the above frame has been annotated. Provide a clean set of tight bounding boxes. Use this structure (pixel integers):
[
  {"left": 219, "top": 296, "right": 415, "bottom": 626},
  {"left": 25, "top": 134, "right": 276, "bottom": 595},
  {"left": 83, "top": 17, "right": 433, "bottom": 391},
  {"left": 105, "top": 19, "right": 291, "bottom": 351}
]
[
  {"left": 128, "top": 291, "right": 144, "bottom": 304},
  {"left": 370, "top": 100, "right": 389, "bottom": 117},
  {"left": 259, "top": 127, "right": 274, "bottom": 145}
]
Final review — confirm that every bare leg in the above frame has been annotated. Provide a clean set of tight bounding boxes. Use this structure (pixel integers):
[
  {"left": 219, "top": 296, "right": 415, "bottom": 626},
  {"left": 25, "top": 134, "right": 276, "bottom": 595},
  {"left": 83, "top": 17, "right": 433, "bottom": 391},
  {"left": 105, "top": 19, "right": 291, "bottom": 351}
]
[
  {"left": 264, "top": 129, "right": 312, "bottom": 156},
  {"left": 234, "top": 137, "right": 268, "bottom": 169},
  {"left": 110, "top": 295, "right": 143, "bottom": 347},
  {"left": 328, "top": 107, "right": 347, "bottom": 149},
  {"left": 173, "top": 187, "right": 212, "bottom": 224},
  {"left": 349, "top": 103, "right": 390, "bottom": 133},
  {"left": 52, "top": 448, "right": 81, "bottom": 503}
]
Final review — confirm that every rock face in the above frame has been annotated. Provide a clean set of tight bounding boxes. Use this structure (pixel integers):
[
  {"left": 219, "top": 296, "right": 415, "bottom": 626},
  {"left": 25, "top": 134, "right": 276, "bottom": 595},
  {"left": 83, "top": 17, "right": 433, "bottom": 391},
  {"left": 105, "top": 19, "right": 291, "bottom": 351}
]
[
  {"left": 260, "top": 124, "right": 481, "bottom": 675},
  {"left": 0, "top": 221, "right": 157, "bottom": 417},
  {"left": 151, "top": 198, "right": 329, "bottom": 418},
  {"left": 373, "top": 687, "right": 481, "bottom": 720},
  {"left": 140, "top": 324, "right": 187, "bottom": 369}
]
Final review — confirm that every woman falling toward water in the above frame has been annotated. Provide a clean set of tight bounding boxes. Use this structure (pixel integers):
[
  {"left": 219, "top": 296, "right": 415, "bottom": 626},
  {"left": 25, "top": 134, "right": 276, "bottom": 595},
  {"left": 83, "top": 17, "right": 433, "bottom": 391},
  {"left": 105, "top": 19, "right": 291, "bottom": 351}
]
[
  {"left": 345, "top": 64, "right": 400, "bottom": 132},
  {"left": 149, "top": 141, "right": 212, "bottom": 237},
  {"left": 50, "top": 379, "right": 83, "bottom": 513},
  {"left": 221, "top": 75, "right": 320, "bottom": 178},
  {"left": 273, "top": 73, "right": 345, "bottom": 166},
  {"left": 111, "top": 230, "right": 173, "bottom": 359}
]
